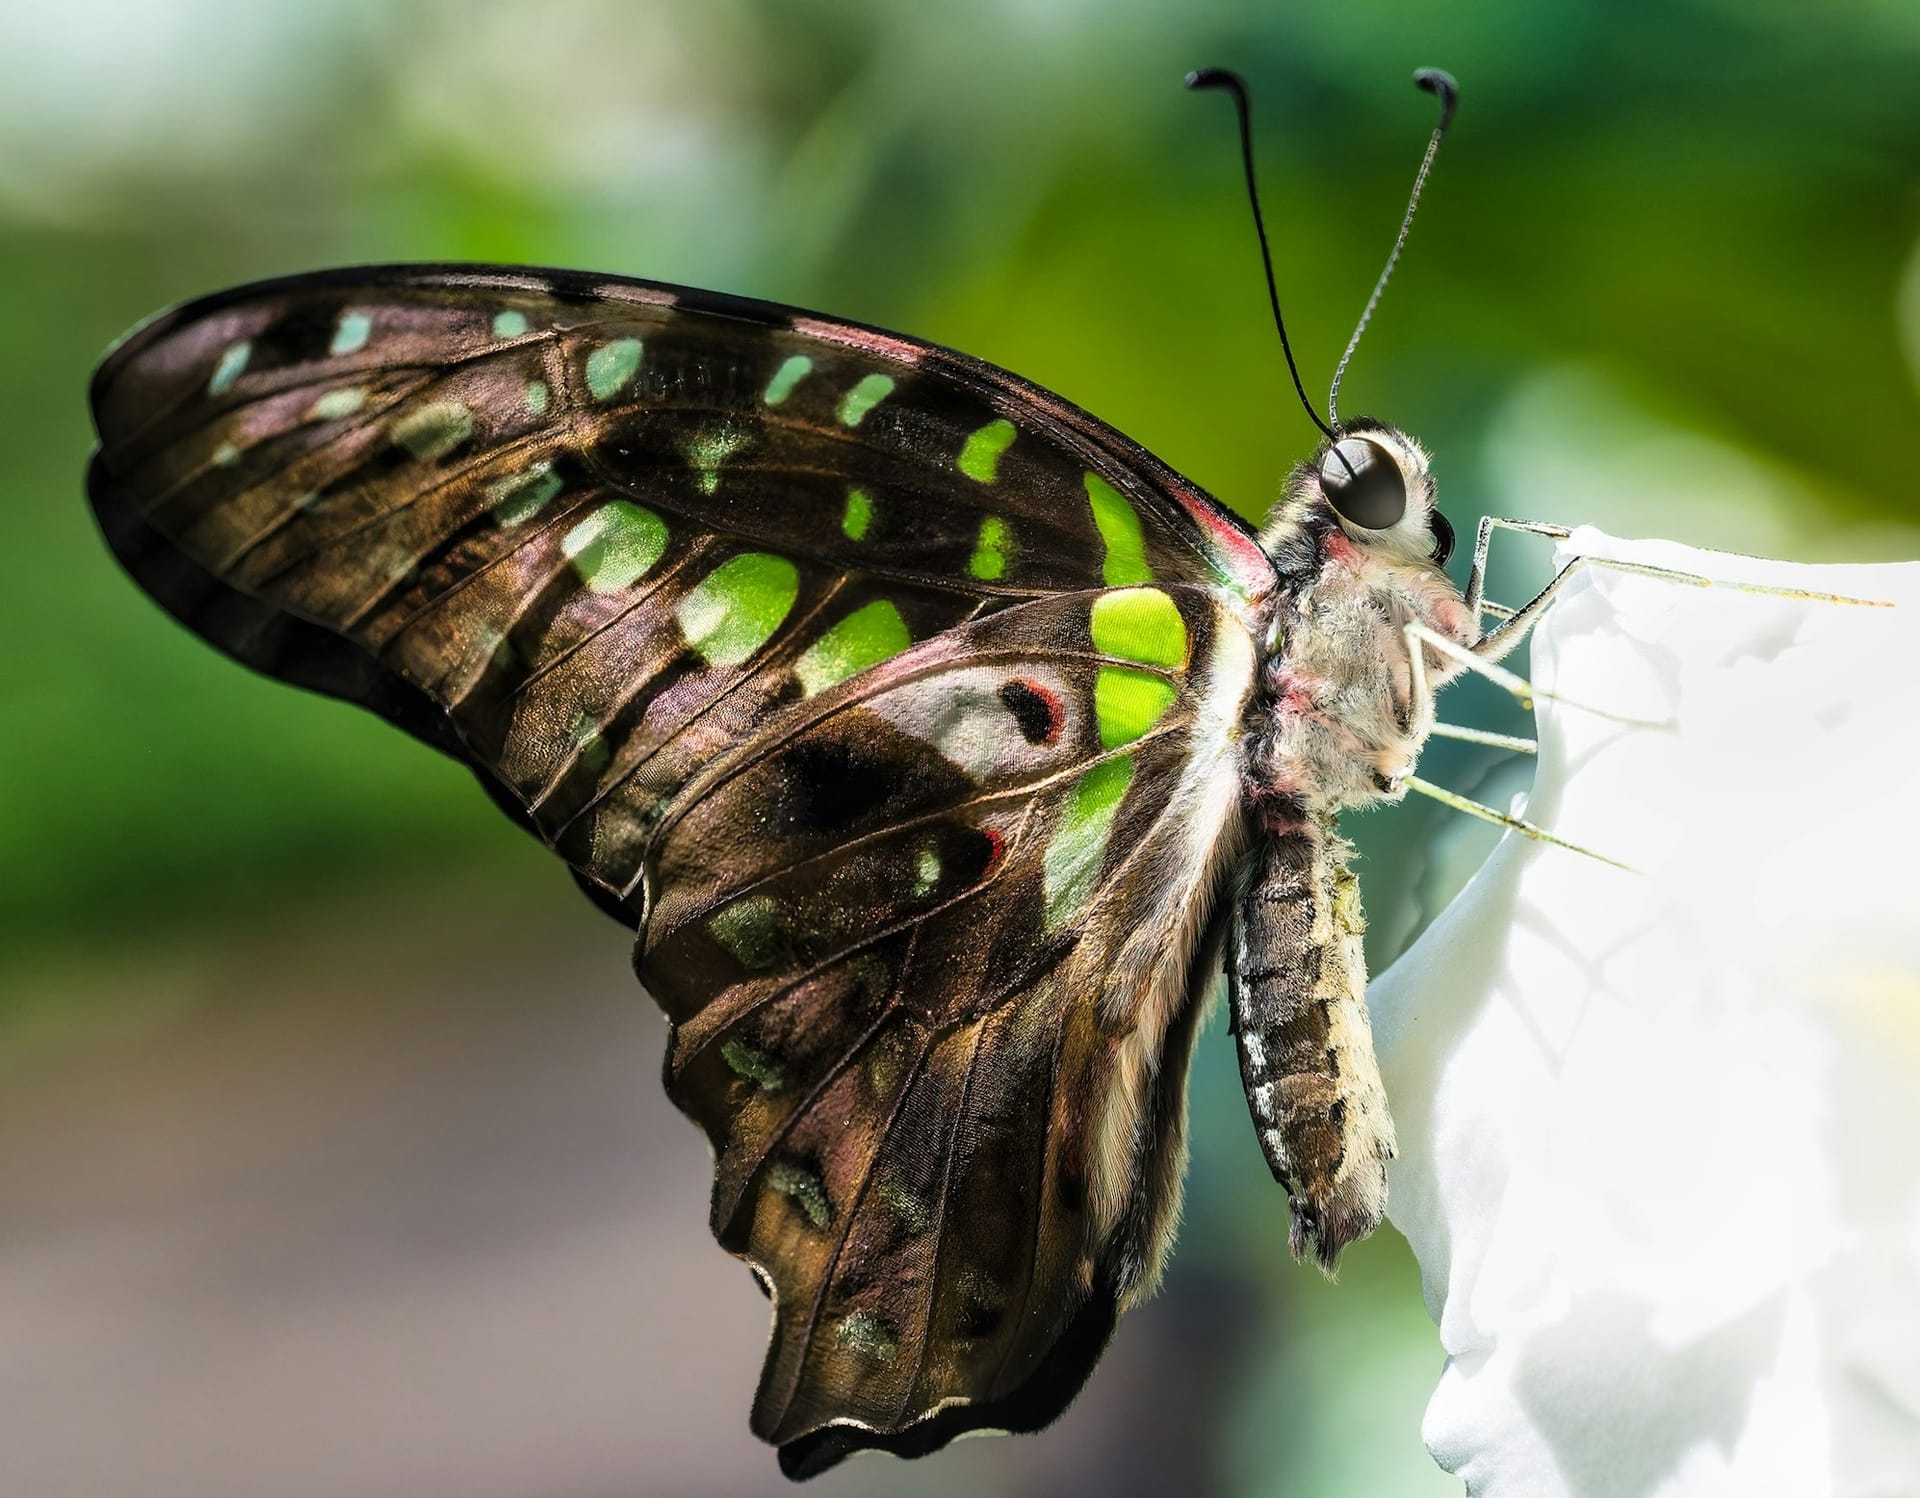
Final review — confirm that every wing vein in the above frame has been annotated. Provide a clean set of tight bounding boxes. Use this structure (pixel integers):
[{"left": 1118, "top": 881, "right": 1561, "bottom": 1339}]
[
  {"left": 711, "top": 974, "right": 910, "bottom": 1234},
  {"left": 897, "top": 1015, "right": 992, "bottom": 1422},
  {"left": 662, "top": 720, "right": 1189, "bottom": 933},
  {"left": 985, "top": 1004, "right": 1071, "bottom": 1400},
  {"left": 549, "top": 575, "right": 851, "bottom": 840},
  {"left": 249, "top": 427, "right": 567, "bottom": 593},
  {"left": 765, "top": 1022, "right": 943, "bottom": 1435}
]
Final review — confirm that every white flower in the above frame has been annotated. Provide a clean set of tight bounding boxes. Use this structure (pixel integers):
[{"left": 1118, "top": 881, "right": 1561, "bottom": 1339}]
[{"left": 1371, "top": 530, "right": 1920, "bottom": 1498}]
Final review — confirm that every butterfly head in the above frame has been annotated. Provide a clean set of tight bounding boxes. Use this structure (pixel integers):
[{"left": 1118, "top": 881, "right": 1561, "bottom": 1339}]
[
  {"left": 1312, "top": 421, "right": 1454, "bottom": 567},
  {"left": 1191, "top": 66, "right": 1461, "bottom": 578}
]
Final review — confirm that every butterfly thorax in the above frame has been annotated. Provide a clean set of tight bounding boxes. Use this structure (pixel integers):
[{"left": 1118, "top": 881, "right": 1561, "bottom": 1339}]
[
  {"left": 1243, "top": 426, "right": 1476, "bottom": 835},
  {"left": 1245, "top": 540, "right": 1476, "bottom": 832}
]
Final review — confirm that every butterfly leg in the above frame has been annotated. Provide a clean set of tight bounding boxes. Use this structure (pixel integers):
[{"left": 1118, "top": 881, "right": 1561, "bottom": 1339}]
[
  {"left": 1401, "top": 774, "right": 1632, "bottom": 869},
  {"left": 1467, "top": 517, "right": 1888, "bottom": 664},
  {"left": 1404, "top": 619, "right": 1649, "bottom": 724},
  {"left": 1399, "top": 618, "right": 1634, "bottom": 868},
  {"left": 1229, "top": 817, "right": 1395, "bottom": 1268},
  {"left": 1463, "top": 515, "right": 1570, "bottom": 629},
  {"left": 1426, "top": 721, "right": 1536, "bottom": 753}
]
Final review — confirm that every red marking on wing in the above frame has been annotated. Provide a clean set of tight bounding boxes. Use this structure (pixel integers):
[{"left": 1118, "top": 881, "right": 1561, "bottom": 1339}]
[
  {"left": 1172, "top": 491, "right": 1275, "bottom": 596},
  {"left": 1025, "top": 679, "right": 1065, "bottom": 743}
]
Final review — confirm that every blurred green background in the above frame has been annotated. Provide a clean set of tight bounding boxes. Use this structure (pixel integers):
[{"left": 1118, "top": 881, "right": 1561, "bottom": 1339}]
[{"left": 4, "top": 1, "right": 1918, "bottom": 1495}]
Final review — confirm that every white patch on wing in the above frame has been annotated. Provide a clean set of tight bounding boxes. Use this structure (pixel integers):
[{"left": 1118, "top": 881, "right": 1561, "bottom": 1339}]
[{"left": 865, "top": 663, "right": 1083, "bottom": 782}]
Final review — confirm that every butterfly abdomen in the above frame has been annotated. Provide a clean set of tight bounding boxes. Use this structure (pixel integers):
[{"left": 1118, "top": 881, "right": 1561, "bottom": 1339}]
[{"left": 1227, "top": 821, "right": 1394, "bottom": 1267}]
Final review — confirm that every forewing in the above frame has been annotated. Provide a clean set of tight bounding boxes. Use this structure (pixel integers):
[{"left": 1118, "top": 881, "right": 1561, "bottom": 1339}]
[
  {"left": 639, "top": 585, "right": 1253, "bottom": 1471},
  {"left": 88, "top": 265, "right": 1271, "bottom": 920}
]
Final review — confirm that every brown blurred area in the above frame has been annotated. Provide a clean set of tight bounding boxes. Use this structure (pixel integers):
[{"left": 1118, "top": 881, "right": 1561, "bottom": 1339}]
[{"left": 0, "top": 875, "right": 1261, "bottom": 1498}]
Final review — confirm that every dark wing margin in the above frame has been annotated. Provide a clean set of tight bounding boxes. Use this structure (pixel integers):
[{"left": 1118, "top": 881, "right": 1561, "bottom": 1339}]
[{"left": 85, "top": 262, "right": 1268, "bottom": 1472}]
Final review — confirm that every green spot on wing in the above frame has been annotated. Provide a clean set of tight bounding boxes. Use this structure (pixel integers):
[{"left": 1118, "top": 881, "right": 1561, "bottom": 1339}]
[
  {"left": 488, "top": 462, "right": 565, "bottom": 527},
  {"left": 970, "top": 514, "right": 1010, "bottom": 581},
  {"left": 330, "top": 312, "right": 372, "bottom": 356},
  {"left": 842, "top": 488, "right": 873, "bottom": 541},
  {"left": 957, "top": 418, "right": 1017, "bottom": 483},
  {"left": 392, "top": 401, "right": 475, "bottom": 460},
  {"left": 492, "top": 308, "right": 529, "bottom": 338},
  {"left": 835, "top": 1311, "right": 898, "bottom": 1363},
  {"left": 211, "top": 442, "right": 241, "bottom": 468},
  {"left": 880, "top": 1176, "right": 930, "bottom": 1232},
  {"left": 709, "top": 895, "right": 783, "bottom": 971},
  {"left": 1043, "top": 755, "right": 1135, "bottom": 928},
  {"left": 794, "top": 599, "right": 911, "bottom": 696},
  {"left": 568, "top": 709, "right": 610, "bottom": 773},
  {"left": 585, "top": 337, "right": 643, "bottom": 401},
  {"left": 561, "top": 499, "right": 668, "bottom": 592},
  {"left": 208, "top": 340, "right": 250, "bottom": 395},
  {"left": 720, "top": 1038, "right": 786, "bottom": 1092},
  {"left": 1095, "top": 667, "right": 1177, "bottom": 748},
  {"left": 524, "top": 379, "right": 550, "bottom": 416},
  {"left": 764, "top": 354, "right": 813, "bottom": 406},
  {"left": 1087, "top": 473, "right": 1152, "bottom": 586},
  {"left": 768, "top": 1160, "right": 833, "bottom": 1228},
  {"left": 837, "top": 372, "right": 895, "bottom": 426},
  {"left": 684, "top": 424, "right": 750, "bottom": 496},
  {"left": 677, "top": 553, "right": 800, "bottom": 667},
  {"left": 1090, "top": 587, "right": 1187, "bottom": 667},
  {"left": 309, "top": 387, "right": 367, "bottom": 421}
]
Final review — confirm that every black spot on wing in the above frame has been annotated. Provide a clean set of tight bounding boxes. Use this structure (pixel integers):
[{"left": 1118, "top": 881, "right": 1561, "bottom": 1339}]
[
  {"left": 775, "top": 739, "right": 909, "bottom": 836},
  {"left": 254, "top": 298, "right": 351, "bottom": 370},
  {"left": 949, "top": 825, "right": 1002, "bottom": 886},
  {"left": 999, "top": 679, "right": 1060, "bottom": 745}
]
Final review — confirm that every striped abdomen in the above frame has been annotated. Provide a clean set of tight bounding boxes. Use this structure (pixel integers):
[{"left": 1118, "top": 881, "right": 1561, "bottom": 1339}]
[{"left": 1227, "top": 817, "right": 1395, "bottom": 1266}]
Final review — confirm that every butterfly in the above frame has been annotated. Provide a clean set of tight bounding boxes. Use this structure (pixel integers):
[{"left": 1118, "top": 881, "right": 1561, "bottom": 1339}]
[{"left": 85, "top": 68, "right": 1503, "bottom": 1478}]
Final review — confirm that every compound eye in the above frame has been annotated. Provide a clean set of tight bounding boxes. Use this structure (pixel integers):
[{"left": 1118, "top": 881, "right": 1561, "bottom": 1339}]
[
  {"left": 1430, "top": 508, "right": 1456, "bottom": 566},
  {"left": 1319, "top": 437, "right": 1407, "bottom": 530}
]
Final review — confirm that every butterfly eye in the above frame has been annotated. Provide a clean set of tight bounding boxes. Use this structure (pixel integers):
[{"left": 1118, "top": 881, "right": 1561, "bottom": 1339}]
[
  {"left": 1319, "top": 437, "right": 1407, "bottom": 530},
  {"left": 1430, "top": 508, "right": 1456, "bottom": 566}
]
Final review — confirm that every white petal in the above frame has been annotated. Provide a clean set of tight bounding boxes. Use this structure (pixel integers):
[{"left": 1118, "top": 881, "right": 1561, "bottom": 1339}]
[{"left": 1372, "top": 531, "right": 1920, "bottom": 1497}]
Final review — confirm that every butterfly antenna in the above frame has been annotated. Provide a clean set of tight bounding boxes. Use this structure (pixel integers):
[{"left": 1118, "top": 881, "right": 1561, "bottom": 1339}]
[
  {"left": 1327, "top": 68, "right": 1458, "bottom": 427},
  {"left": 1188, "top": 67, "right": 1337, "bottom": 446}
]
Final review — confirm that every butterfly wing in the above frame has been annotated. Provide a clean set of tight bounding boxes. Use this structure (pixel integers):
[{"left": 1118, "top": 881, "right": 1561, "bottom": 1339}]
[
  {"left": 643, "top": 583, "right": 1254, "bottom": 1473},
  {"left": 87, "top": 265, "right": 1271, "bottom": 1468}
]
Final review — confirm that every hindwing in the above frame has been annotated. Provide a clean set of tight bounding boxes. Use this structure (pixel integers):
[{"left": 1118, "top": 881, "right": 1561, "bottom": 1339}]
[
  {"left": 648, "top": 585, "right": 1253, "bottom": 1471},
  {"left": 85, "top": 264, "right": 1270, "bottom": 1471}
]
